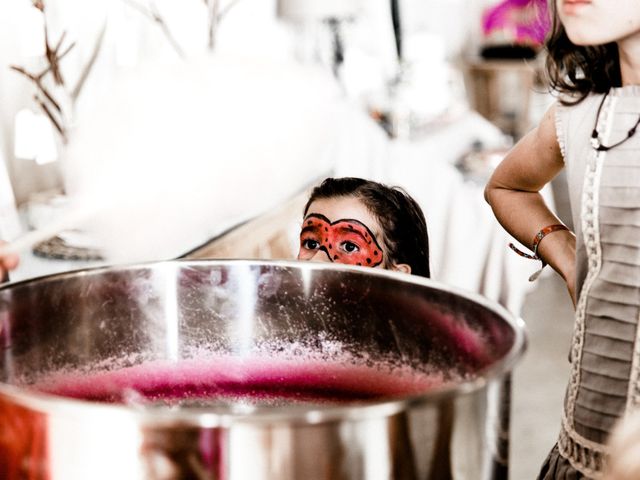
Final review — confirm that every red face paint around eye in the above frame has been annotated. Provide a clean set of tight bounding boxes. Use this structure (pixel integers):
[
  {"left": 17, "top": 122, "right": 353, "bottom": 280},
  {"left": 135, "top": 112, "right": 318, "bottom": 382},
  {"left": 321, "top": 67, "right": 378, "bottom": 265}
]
[{"left": 299, "top": 214, "right": 384, "bottom": 267}]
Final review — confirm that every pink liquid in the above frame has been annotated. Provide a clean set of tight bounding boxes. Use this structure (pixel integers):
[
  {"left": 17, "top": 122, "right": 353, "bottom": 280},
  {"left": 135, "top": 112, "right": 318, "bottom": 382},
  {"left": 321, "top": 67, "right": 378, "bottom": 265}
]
[{"left": 31, "top": 357, "right": 446, "bottom": 407}]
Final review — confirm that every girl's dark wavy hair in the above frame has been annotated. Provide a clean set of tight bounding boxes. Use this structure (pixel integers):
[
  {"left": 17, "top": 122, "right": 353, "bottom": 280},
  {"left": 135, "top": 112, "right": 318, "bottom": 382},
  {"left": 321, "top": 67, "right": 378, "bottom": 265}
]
[
  {"left": 303, "top": 177, "right": 431, "bottom": 278},
  {"left": 545, "top": 0, "right": 621, "bottom": 105}
]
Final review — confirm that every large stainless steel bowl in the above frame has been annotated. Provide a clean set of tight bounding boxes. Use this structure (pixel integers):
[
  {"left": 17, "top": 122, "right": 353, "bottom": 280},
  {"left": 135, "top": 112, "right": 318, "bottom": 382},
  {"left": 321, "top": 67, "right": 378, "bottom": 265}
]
[{"left": 0, "top": 260, "right": 525, "bottom": 480}]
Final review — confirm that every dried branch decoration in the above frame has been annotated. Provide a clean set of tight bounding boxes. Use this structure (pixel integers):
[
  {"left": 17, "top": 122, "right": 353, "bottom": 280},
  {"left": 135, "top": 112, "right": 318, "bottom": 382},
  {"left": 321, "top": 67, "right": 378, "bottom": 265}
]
[
  {"left": 71, "top": 22, "right": 107, "bottom": 102},
  {"left": 10, "top": 21, "right": 76, "bottom": 141},
  {"left": 11, "top": 0, "right": 241, "bottom": 143},
  {"left": 10, "top": 1, "right": 105, "bottom": 144},
  {"left": 124, "top": 0, "right": 186, "bottom": 58},
  {"left": 205, "top": 0, "right": 220, "bottom": 51},
  {"left": 207, "top": 0, "right": 242, "bottom": 50},
  {"left": 124, "top": 0, "right": 242, "bottom": 54},
  {"left": 217, "top": 0, "right": 241, "bottom": 21}
]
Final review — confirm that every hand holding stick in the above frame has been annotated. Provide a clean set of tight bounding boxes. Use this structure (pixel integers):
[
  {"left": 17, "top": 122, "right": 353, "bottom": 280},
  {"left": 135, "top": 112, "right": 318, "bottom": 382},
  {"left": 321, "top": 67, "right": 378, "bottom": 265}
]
[{"left": 0, "top": 245, "right": 19, "bottom": 284}]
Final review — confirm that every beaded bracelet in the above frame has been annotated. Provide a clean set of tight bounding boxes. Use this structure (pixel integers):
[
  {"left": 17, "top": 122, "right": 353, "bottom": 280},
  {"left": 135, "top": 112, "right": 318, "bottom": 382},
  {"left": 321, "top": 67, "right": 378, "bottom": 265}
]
[{"left": 509, "top": 224, "right": 569, "bottom": 281}]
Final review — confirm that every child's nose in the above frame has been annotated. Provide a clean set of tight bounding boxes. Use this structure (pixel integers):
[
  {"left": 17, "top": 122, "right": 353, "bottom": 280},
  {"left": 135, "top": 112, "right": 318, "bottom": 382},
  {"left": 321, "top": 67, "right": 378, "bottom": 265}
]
[{"left": 310, "top": 248, "right": 332, "bottom": 263}]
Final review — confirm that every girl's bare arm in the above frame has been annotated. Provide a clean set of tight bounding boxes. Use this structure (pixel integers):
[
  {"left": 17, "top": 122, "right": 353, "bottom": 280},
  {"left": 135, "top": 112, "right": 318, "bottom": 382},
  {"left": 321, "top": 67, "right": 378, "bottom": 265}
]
[{"left": 484, "top": 104, "right": 577, "bottom": 304}]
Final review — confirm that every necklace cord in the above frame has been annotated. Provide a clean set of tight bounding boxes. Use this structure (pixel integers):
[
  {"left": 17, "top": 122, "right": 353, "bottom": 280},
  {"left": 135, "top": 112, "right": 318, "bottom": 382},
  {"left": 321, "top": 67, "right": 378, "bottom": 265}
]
[{"left": 591, "top": 90, "right": 640, "bottom": 152}]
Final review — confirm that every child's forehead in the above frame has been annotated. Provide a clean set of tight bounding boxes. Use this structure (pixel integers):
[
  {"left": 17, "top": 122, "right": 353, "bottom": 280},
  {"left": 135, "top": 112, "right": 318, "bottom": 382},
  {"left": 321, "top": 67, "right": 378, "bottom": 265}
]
[{"left": 305, "top": 197, "right": 382, "bottom": 235}]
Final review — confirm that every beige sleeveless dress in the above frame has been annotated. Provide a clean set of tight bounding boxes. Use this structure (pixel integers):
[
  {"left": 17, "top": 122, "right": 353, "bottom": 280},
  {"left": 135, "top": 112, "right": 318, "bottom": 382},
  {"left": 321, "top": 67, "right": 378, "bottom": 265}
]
[{"left": 541, "top": 85, "right": 640, "bottom": 479}]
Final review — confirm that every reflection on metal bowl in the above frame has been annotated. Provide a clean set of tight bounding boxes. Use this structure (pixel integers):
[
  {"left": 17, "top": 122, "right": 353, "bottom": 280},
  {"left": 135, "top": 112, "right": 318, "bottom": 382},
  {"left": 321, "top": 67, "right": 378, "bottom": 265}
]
[{"left": 0, "top": 260, "right": 525, "bottom": 479}]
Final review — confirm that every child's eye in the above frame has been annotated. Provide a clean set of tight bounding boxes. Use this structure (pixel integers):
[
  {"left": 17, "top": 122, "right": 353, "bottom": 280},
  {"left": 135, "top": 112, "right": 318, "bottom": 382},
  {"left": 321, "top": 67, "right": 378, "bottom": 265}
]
[
  {"left": 302, "top": 239, "right": 320, "bottom": 250},
  {"left": 340, "top": 241, "right": 359, "bottom": 253}
]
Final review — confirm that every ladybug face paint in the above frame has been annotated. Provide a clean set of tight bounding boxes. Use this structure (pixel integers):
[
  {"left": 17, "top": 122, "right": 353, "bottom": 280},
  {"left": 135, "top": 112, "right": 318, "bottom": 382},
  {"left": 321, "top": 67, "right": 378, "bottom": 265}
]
[{"left": 298, "top": 213, "right": 384, "bottom": 267}]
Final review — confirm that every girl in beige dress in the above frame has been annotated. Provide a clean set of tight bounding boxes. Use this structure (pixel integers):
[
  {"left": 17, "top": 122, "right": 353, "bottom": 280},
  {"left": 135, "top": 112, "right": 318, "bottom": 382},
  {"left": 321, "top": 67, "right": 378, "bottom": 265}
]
[{"left": 485, "top": 0, "right": 640, "bottom": 478}]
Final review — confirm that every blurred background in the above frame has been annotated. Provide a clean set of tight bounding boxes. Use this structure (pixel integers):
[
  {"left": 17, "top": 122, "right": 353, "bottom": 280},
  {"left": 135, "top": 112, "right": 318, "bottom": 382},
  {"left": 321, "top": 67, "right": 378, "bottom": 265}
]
[{"left": 0, "top": 1, "right": 573, "bottom": 477}]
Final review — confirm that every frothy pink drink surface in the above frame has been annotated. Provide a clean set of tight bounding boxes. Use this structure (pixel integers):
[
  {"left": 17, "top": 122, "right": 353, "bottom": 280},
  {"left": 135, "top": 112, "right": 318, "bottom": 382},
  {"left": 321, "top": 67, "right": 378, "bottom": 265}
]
[{"left": 32, "top": 357, "right": 446, "bottom": 407}]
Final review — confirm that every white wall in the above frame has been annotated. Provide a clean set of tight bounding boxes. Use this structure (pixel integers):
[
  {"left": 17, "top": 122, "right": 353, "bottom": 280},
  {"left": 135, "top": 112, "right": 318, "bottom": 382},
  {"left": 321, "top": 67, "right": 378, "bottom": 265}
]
[{"left": 0, "top": 0, "right": 490, "bottom": 205}]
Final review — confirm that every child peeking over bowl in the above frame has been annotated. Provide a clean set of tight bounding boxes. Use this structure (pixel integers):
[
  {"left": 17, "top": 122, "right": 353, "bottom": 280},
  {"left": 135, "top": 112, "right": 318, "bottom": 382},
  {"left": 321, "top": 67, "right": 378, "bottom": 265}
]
[
  {"left": 0, "top": 177, "right": 430, "bottom": 282},
  {"left": 297, "top": 177, "right": 430, "bottom": 278}
]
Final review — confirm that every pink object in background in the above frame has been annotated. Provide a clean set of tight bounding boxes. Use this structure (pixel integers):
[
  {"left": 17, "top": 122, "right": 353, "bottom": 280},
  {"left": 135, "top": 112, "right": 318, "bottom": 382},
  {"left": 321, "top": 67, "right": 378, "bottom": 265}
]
[{"left": 482, "top": 0, "right": 550, "bottom": 46}]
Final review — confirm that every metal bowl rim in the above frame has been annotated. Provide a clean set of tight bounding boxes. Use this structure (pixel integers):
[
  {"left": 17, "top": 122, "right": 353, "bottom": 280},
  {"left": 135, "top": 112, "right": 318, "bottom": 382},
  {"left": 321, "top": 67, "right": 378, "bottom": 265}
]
[{"left": 0, "top": 258, "right": 527, "bottom": 425}]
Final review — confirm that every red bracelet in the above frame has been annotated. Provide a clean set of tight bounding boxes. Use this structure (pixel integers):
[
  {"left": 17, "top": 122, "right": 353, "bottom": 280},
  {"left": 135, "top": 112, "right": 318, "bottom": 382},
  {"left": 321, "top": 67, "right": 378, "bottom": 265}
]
[
  {"left": 509, "top": 224, "right": 569, "bottom": 281},
  {"left": 509, "top": 224, "right": 569, "bottom": 261}
]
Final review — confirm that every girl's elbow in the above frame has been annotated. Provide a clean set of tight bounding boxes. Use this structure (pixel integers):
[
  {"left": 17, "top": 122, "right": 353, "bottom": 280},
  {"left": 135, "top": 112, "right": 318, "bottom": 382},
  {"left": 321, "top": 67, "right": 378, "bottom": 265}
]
[{"left": 484, "top": 182, "right": 497, "bottom": 206}]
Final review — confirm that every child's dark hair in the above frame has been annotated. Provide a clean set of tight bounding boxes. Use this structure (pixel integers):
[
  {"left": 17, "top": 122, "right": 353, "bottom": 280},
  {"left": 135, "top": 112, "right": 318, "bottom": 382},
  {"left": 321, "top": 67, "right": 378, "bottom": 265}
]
[
  {"left": 545, "top": 0, "right": 621, "bottom": 105},
  {"left": 303, "top": 177, "right": 431, "bottom": 278}
]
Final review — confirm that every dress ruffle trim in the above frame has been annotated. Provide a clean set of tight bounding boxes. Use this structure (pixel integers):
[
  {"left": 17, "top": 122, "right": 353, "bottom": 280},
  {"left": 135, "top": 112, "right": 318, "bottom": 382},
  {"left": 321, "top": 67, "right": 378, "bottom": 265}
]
[{"left": 559, "top": 419, "right": 607, "bottom": 479}]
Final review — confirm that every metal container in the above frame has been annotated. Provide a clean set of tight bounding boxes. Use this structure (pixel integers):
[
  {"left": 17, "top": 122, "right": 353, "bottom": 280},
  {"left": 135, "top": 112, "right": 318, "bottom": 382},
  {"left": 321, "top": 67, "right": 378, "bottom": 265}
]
[{"left": 0, "top": 260, "right": 525, "bottom": 480}]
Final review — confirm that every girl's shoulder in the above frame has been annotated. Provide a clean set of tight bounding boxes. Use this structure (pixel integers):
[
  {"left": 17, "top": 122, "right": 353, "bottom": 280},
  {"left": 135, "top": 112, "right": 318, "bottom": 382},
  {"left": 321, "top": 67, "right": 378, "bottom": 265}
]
[{"left": 555, "top": 92, "right": 605, "bottom": 115}]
